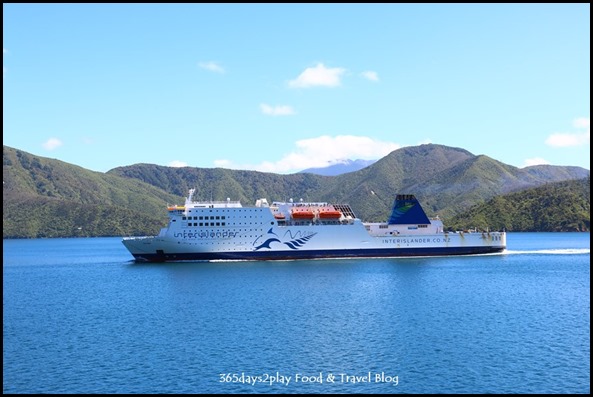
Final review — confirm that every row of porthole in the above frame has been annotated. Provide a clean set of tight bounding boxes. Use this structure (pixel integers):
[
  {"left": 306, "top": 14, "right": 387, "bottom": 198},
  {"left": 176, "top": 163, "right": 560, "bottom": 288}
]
[
  {"left": 183, "top": 229, "right": 263, "bottom": 233},
  {"left": 182, "top": 223, "right": 265, "bottom": 227},
  {"left": 181, "top": 240, "right": 262, "bottom": 245}
]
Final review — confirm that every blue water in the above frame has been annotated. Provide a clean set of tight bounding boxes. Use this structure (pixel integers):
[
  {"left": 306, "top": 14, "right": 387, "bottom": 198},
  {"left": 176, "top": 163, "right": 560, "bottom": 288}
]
[{"left": 3, "top": 233, "right": 590, "bottom": 394}]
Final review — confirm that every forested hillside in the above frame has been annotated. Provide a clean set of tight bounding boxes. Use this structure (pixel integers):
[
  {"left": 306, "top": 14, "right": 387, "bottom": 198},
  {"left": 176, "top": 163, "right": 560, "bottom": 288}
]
[
  {"left": 3, "top": 146, "right": 182, "bottom": 237},
  {"left": 448, "top": 177, "right": 590, "bottom": 232},
  {"left": 4, "top": 144, "right": 589, "bottom": 237}
]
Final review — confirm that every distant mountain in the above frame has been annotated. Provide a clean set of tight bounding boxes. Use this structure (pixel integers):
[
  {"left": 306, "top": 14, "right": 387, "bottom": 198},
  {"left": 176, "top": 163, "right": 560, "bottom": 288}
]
[
  {"left": 320, "top": 145, "right": 589, "bottom": 221},
  {"left": 108, "top": 143, "right": 588, "bottom": 221},
  {"left": 3, "top": 144, "right": 590, "bottom": 238},
  {"left": 521, "top": 163, "right": 591, "bottom": 181},
  {"left": 299, "top": 159, "right": 377, "bottom": 176}
]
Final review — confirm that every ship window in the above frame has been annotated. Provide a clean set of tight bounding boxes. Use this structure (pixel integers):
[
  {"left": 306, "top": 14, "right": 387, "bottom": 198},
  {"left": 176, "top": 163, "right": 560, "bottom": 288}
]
[
  {"left": 199, "top": 216, "right": 203, "bottom": 220},
  {"left": 182, "top": 216, "right": 186, "bottom": 220},
  {"left": 199, "top": 223, "right": 203, "bottom": 226},
  {"left": 216, "top": 222, "right": 220, "bottom": 226},
  {"left": 216, "top": 216, "right": 220, "bottom": 220}
]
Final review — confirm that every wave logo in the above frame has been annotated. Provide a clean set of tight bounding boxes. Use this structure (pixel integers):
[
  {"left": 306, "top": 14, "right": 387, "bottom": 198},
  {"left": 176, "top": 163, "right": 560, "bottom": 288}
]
[
  {"left": 391, "top": 202, "right": 414, "bottom": 217},
  {"left": 253, "top": 228, "right": 317, "bottom": 251}
]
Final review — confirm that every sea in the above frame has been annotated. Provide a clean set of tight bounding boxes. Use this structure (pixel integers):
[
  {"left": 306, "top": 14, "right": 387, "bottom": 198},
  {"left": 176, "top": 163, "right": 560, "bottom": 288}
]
[{"left": 3, "top": 233, "right": 590, "bottom": 394}]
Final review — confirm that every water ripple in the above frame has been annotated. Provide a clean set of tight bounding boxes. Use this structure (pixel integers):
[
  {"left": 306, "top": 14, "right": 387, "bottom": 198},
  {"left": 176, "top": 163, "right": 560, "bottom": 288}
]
[{"left": 3, "top": 235, "right": 590, "bottom": 393}]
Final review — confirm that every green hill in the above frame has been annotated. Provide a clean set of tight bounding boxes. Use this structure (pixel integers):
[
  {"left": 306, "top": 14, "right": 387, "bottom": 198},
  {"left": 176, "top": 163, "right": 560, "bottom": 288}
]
[
  {"left": 3, "top": 146, "right": 183, "bottom": 238},
  {"left": 109, "top": 144, "right": 589, "bottom": 222},
  {"left": 3, "top": 144, "right": 590, "bottom": 238},
  {"left": 448, "top": 176, "right": 590, "bottom": 232}
]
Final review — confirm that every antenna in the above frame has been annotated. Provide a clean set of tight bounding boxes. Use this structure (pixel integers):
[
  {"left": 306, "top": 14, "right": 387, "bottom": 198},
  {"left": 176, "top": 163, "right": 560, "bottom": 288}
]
[{"left": 186, "top": 188, "right": 196, "bottom": 204}]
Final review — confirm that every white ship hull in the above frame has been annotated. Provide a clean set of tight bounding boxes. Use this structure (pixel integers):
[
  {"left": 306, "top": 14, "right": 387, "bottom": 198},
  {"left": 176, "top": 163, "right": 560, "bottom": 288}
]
[{"left": 122, "top": 191, "right": 506, "bottom": 262}]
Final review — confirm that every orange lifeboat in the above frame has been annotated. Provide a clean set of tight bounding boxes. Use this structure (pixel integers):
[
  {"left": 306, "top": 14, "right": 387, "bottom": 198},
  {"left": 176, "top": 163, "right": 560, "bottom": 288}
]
[
  {"left": 318, "top": 210, "right": 342, "bottom": 219},
  {"left": 274, "top": 213, "right": 286, "bottom": 219},
  {"left": 291, "top": 209, "right": 315, "bottom": 219}
]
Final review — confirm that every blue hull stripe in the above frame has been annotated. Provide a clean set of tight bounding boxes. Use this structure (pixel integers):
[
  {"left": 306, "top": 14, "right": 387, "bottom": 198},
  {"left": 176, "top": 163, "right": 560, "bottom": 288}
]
[{"left": 133, "top": 246, "right": 505, "bottom": 262}]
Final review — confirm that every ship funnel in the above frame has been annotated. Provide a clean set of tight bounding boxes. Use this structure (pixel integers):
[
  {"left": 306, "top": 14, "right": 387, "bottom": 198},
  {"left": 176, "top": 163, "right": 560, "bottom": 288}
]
[{"left": 387, "top": 194, "right": 431, "bottom": 225}]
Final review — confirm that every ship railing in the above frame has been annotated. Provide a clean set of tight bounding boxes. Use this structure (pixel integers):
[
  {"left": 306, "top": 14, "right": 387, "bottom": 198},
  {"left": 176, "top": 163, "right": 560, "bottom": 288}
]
[
  {"left": 123, "top": 236, "right": 154, "bottom": 240},
  {"left": 188, "top": 200, "right": 242, "bottom": 205}
]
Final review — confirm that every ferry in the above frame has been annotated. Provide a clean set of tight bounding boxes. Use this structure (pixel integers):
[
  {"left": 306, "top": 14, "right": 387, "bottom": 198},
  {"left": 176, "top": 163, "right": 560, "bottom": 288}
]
[{"left": 122, "top": 189, "right": 506, "bottom": 262}]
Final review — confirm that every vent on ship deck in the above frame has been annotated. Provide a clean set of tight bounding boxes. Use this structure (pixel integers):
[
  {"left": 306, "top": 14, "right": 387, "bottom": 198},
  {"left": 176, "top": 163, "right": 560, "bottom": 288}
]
[{"left": 333, "top": 204, "right": 356, "bottom": 218}]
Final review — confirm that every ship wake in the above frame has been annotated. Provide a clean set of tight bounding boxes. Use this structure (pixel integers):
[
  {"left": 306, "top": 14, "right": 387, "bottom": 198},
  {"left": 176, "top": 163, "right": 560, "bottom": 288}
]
[{"left": 503, "top": 248, "right": 590, "bottom": 255}]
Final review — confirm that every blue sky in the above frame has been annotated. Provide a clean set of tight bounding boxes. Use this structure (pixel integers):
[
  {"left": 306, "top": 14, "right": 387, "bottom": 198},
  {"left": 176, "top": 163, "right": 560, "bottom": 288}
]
[{"left": 3, "top": 3, "right": 590, "bottom": 173}]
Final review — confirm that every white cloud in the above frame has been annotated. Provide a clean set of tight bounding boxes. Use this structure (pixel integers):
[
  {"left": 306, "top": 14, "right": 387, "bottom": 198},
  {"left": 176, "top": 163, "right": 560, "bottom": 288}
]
[
  {"left": 545, "top": 117, "right": 590, "bottom": 147},
  {"left": 288, "top": 63, "right": 346, "bottom": 88},
  {"left": 198, "top": 61, "right": 225, "bottom": 74},
  {"left": 573, "top": 117, "right": 590, "bottom": 129},
  {"left": 260, "top": 103, "right": 296, "bottom": 116},
  {"left": 215, "top": 135, "right": 402, "bottom": 173},
  {"left": 169, "top": 160, "right": 188, "bottom": 168},
  {"left": 546, "top": 132, "right": 589, "bottom": 147},
  {"left": 361, "top": 71, "right": 379, "bottom": 82},
  {"left": 522, "top": 157, "right": 551, "bottom": 167},
  {"left": 42, "top": 138, "right": 63, "bottom": 151},
  {"left": 213, "top": 159, "right": 232, "bottom": 168}
]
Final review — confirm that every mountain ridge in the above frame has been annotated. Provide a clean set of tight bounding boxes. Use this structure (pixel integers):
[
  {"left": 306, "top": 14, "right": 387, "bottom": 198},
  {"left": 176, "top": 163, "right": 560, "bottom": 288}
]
[
  {"left": 3, "top": 144, "right": 589, "bottom": 237},
  {"left": 298, "top": 159, "right": 377, "bottom": 176}
]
